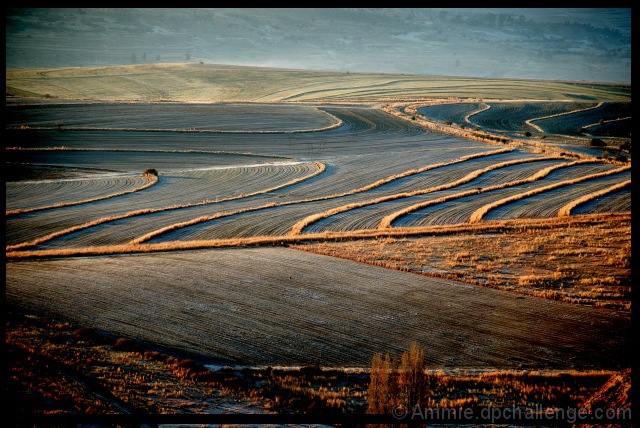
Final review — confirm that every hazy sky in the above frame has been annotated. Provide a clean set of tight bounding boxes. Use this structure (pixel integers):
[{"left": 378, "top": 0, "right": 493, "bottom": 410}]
[{"left": 5, "top": 8, "right": 632, "bottom": 83}]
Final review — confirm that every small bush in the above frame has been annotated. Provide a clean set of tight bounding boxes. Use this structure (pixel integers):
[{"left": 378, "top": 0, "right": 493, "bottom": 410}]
[
  {"left": 143, "top": 351, "right": 165, "bottom": 361},
  {"left": 113, "top": 338, "right": 137, "bottom": 351},
  {"left": 590, "top": 138, "right": 606, "bottom": 147},
  {"left": 176, "top": 359, "right": 206, "bottom": 372},
  {"left": 524, "top": 131, "right": 532, "bottom": 137},
  {"left": 143, "top": 168, "right": 158, "bottom": 177},
  {"left": 73, "top": 327, "right": 97, "bottom": 341}
]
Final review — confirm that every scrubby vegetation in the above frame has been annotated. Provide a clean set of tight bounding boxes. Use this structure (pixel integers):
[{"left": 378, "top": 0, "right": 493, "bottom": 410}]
[
  {"left": 294, "top": 214, "right": 631, "bottom": 310},
  {"left": 6, "top": 310, "right": 625, "bottom": 418}
]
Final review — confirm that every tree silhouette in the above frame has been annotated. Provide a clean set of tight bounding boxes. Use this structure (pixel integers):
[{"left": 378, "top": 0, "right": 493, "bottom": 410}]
[{"left": 367, "top": 341, "right": 429, "bottom": 414}]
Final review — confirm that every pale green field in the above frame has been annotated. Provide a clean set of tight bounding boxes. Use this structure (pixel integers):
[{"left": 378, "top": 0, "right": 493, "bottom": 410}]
[{"left": 6, "top": 63, "right": 631, "bottom": 103}]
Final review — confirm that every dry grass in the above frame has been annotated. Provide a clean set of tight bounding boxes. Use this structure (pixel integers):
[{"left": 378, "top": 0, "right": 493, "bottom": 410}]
[
  {"left": 133, "top": 150, "right": 512, "bottom": 244},
  {"left": 6, "top": 161, "right": 325, "bottom": 251},
  {"left": 293, "top": 214, "right": 630, "bottom": 311},
  {"left": 6, "top": 148, "right": 513, "bottom": 249},
  {"left": 558, "top": 180, "right": 631, "bottom": 217},
  {"left": 6, "top": 309, "right": 622, "bottom": 416},
  {"left": 378, "top": 158, "right": 593, "bottom": 228},
  {"left": 290, "top": 153, "right": 553, "bottom": 235},
  {"left": 525, "top": 102, "right": 604, "bottom": 132},
  {"left": 5, "top": 310, "right": 274, "bottom": 415},
  {"left": 388, "top": 102, "right": 632, "bottom": 162},
  {"left": 5, "top": 214, "right": 631, "bottom": 294},
  {"left": 468, "top": 165, "right": 631, "bottom": 223}
]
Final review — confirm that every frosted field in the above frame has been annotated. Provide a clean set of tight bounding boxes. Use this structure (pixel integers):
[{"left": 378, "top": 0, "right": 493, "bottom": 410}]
[{"left": 6, "top": 100, "right": 630, "bottom": 368}]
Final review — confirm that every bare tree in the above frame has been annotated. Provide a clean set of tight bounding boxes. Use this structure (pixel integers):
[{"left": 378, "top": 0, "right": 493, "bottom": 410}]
[{"left": 367, "top": 341, "right": 428, "bottom": 415}]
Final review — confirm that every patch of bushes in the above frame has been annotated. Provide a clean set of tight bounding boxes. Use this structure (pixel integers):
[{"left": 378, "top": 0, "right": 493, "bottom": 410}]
[
  {"left": 143, "top": 168, "right": 158, "bottom": 177},
  {"left": 619, "top": 141, "right": 630, "bottom": 152},
  {"left": 590, "top": 138, "right": 606, "bottom": 147}
]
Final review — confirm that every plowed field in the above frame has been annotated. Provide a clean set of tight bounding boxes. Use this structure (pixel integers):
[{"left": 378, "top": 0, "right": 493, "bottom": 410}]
[
  {"left": 6, "top": 248, "right": 630, "bottom": 368},
  {"left": 5, "top": 98, "right": 630, "bottom": 374}
]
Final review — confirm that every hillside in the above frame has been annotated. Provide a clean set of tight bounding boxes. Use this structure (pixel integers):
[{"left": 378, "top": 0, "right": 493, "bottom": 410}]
[{"left": 5, "top": 63, "right": 632, "bottom": 103}]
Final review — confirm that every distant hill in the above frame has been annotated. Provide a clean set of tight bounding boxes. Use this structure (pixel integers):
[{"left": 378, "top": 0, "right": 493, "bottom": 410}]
[
  {"left": 5, "top": 8, "right": 631, "bottom": 83},
  {"left": 5, "top": 63, "right": 631, "bottom": 103}
]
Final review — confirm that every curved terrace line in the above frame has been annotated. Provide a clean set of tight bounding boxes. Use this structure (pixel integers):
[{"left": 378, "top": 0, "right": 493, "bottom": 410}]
[
  {"left": 389, "top": 104, "right": 513, "bottom": 147},
  {"left": 5, "top": 213, "right": 629, "bottom": 260},
  {"left": 6, "top": 107, "right": 343, "bottom": 134},
  {"left": 6, "top": 147, "right": 291, "bottom": 160},
  {"left": 464, "top": 102, "right": 490, "bottom": 126},
  {"left": 390, "top": 103, "right": 606, "bottom": 160},
  {"left": 132, "top": 148, "right": 514, "bottom": 244},
  {"left": 469, "top": 165, "right": 631, "bottom": 223},
  {"left": 279, "top": 79, "right": 415, "bottom": 102},
  {"left": 290, "top": 156, "right": 561, "bottom": 235},
  {"left": 558, "top": 180, "right": 631, "bottom": 217},
  {"left": 379, "top": 159, "right": 597, "bottom": 229},
  {"left": 526, "top": 102, "right": 604, "bottom": 133},
  {"left": 578, "top": 116, "right": 632, "bottom": 132},
  {"left": 6, "top": 173, "right": 158, "bottom": 216},
  {"left": 5, "top": 161, "right": 326, "bottom": 252}
]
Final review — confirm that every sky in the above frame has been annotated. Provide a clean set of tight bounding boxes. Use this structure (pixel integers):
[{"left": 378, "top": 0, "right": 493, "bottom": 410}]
[{"left": 5, "top": 8, "right": 632, "bottom": 83}]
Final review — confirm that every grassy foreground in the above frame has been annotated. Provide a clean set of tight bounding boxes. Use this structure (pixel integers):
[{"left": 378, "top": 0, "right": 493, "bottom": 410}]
[{"left": 6, "top": 309, "right": 628, "bottom": 419}]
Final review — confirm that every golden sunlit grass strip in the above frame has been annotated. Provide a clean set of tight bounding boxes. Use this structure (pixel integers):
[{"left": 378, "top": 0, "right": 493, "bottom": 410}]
[
  {"left": 5, "top": 162, "right": 325, "bottom": 252},
  {"left": 6, "top": 174, "right": 158, "bottom": 217},
  {"left": 558, "top": 180, "right": 631, "bottom": 217},
  {"left": 464, "top": 102, "right": 490, "bottom": 125},
  {"left": 384, "top": 104, "right": 511, "bottom": 148},
  {"left": 469, "top": 165, "right": 631, "bottom": 223},
  {"left": 133, "top": 148, "right": 514, "bottom": 244},
  {"left": 379, "top": 159, "right": 596, "bottom": 229},
  {"left": 579, "top": 116, "right": 632, "bottom": 131},
  {"left": 289, "top": 156, "right": 563, "bottom": 235},
  {"left": 129, "top": 204, "right": 281, "bottom": 244},
  {"left": 5, "top": 213, "right": 629, "bottom": 260},
  {"left": 387, "top": 102, "right": 611, "bottom": 160},
  {"left": 526, "top": 102, "right": 604, "bottom": 133}
]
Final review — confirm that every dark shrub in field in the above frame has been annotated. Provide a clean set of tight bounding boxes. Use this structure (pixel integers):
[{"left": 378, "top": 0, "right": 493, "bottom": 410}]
[
  {"left": 73, "top": 327, "right": 97, "bottom": 341},
  {"left": 590, "top": 138, "right": 606, "bottom": 147},
  {"left": 113, "top": 337, "right": 137, "bottom": 351},
  {"left": 143, "top": 168, "right": 158, "bottom": 177}
]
